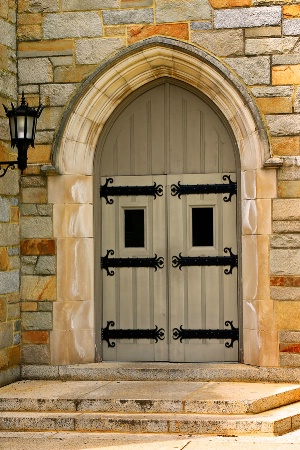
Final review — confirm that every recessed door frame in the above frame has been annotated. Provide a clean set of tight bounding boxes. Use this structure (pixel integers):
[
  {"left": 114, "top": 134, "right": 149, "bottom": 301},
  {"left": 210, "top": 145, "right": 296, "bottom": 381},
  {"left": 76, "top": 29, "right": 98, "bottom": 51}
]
[{"left": 50, "top": 38, "right": 277, "bottom": 366}]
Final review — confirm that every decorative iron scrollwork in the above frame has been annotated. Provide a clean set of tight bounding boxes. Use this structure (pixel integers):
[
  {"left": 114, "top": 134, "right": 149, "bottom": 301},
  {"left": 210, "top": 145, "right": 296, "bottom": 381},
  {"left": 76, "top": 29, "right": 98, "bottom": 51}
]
[
  {"left": 172, "top": 321, "right": 239, "bottom": 348},
  {"left": 172, "top": 247, "right": 237, "bottom": 275},
  {"left": 171, "top": 175, "right": 237, "bottom": 202},
  {"left": 0, "top": 161, "right": 17, "bottom": 178},
  {"left": 101, "top": 249, "right": 164, "bottom": 276},
  {"left": 102, "top": 320, "right": 165, "bottom": 348},
  {"left": 100, "top": 178, "right": 163, "bottom": 204}
]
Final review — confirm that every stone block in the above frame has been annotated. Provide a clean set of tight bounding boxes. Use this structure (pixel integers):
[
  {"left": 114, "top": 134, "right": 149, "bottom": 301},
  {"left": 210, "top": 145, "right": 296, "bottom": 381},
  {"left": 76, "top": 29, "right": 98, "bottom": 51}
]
[
  {"left": 21, "top": 275, "right": 56, "bottom": 301},
  {"left": 280, "top": 331, "right": 300, "bottom": 343},
  {"left": 273, "top": 199, "right": 300, "bottom": 220},
  {"left": 48, "top": 174, "right": 93, "bottom": 204},
  {"left": 0, "top": 298, "right": 5, "bottom": 322},
  {"left": 0, "top": 248, "right": 9, "bottom": 271},
  {"left": 266, "top": 114, "right": 300, "bottom": 136},
  {"left": 0, "top": 223, "right": 20, "bottom": 247},
  {"left": 76, "top": 38, "right": 124, "bottom": 65},
  {"left": 54, "top": 64, "right": 98, "bottom": 83},
  {"left": 225, "top": 56, "right": 270, "bottom": 85},
  {"left": 272, "top": 65, "right": 300, "bottom": 85},
  {"left": 278, "top": 180, "right": 300, "bottom": 198},
  {"left": 156, "top": 0, "right": 211, "bottom": 22},
  {"left": 214, "top": 6, "right": 281, "bottom": 29},
  {"left": 53, "top": 204, "right": 93, "bottom": 238},
  {"left": 18, "top": 0, "right": 59, "bottom": 13},
  {"left": 40, "top": 83, "right": 77, "bottom": 107},
  {"left": 0, "top": 322, "right": 13, "bottom": 349},
  {"left": 22, "top": 330, "right": 49, "bottom": 344},
  {"left": 283, "top": 5, "right": 300, "bottom": 19},
  {"left": 7, "top": 303, "right": 20, "bottom": 321},
  {"left": 102, "top": 8, "right": 154, "bottom": 25},
  {"left": 21, "top": 302, "right": 37, "bottom": 312},
  {"left": 271, "top": 136, "right": 299, "bottom": 157},
  {"left": 191, "top": 29, "right": 243, "bottom": 57},
  {"left": 21, "top": 187, "right": 48, "bottom": 204},
  {"left": 18, "top": 58, "right": 53, "bottom": 84},
  {"left": 17, "top": 24, "right": 42, "bottom": 41},
  {"left": 21, "top": 311, "right": 52, "bottom": 330},
  {"left": 246, "top": 37, "right": 298, "bottom": 56},
  {"left": 36, "top": 106, "right": 64, "bottom": 132},
  {"left": 271, "top": 234, "right": 300, "bottom": 249},
  {"left": 34, "top": 256, "right": 56, "bottom": 275},
  {"left": 21, "top": 344, "right": 50, "bottom": 364},
  {"left": 50, "top": 56, "right": 73, "bottom": 66},
  {"left": 245, "top": 27, "right": 281, "bottom": 38},
  {"left": 20, "top": 239, "right": 56, "bottom": 256},
  {"left": 121, "top": 0, "right": 152, "bottom": 6},
  {"left": 20, "top": 217, "right": 52, "bottom": 239},
  {"left": 0, "top": 271, "right": 19, "bottom": 295},
  {"left": 8, "top": 346, "right": 20, "bottom": 367},
  {"left": 0, "top": 197, "right": 10, "bottom": 222},
  {"left": 210, "top": 0, "right": 251, "bottom": 7},
  {"left": 294, "top": 87, "right": 300, "bottom": 113},
  {"left": 278, "top": 161, "right": 300, "bottom": 181},
  {"left": 273, "top": 55, "right": 300, "bottom": 66},
  {"left": 0, "top": 170, "right": 20, "bottom": 194},
  {"left": 128, "top": 23, "right": 189, "bottom": 45},
  {"left": 190, "top": 22, "right": 212, "bottom": 30},
  {"left": 21, "top": 256, "right": 37, "bottom": 275},
  {"left": 0, "top": 18, "right": 16, "bottom": 49},
  {"left": 283, "top": 19, "right": 300, "bottom": 36},
  {"left": 256, "top": 97, "right": 292, "bottom": 114},
  {"left": 271, "top": 286, "right": 300, "bottom": 301},
  {"left": 273, "top": 221, "right": 300, "bottom": 234},
  {"left": 280, "top": 353, "right": 300, "bottom": 367},
  {"left": 0, "top": 71, "right": 17, "bottom": 98},
  {"left": 9, "top": 255, "right": 20, "bottom": 270},
  {"left": 18, "top": 39, "right": 74, "bottom": 58},
  {"left": 21, "top": 176, "right": 46, "bottom": 188},
  {"left": 38, "top": 302, "right": 53, "bottom": 312},
  {"left": 63, "top": 0, "right": 118, "bottom": 8},
  {"left": 44, "top": 12, "right": 102, "bottom": 39},
  {"left": 271, "top": 249, "right": 300, "bottom": 276},
  {"left": 275, "top": 301, "right": 300, "bottom": 330},
  {"left": 104, "top": 25, "right": 126, "bottom": 36}
]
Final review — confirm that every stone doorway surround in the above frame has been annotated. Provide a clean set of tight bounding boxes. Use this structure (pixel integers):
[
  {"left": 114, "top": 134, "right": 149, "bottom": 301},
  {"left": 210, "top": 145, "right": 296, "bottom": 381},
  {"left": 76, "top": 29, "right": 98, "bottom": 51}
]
[{"left": 48, "top": 37, "right": 278, "bottom": 367}]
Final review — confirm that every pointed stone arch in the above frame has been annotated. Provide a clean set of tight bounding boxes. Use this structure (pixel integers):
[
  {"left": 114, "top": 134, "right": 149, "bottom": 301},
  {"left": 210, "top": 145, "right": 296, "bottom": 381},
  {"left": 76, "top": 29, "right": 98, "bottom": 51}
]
[{"left": 49, "top": 38, "right": 278, "bottom": 367}]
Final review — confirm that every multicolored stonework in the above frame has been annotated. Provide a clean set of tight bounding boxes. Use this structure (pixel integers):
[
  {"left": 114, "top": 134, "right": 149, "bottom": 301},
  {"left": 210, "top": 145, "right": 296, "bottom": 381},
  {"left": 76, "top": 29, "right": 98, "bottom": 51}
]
[{"left": 2, "top": 0, "right": 300, "bottom": 384}]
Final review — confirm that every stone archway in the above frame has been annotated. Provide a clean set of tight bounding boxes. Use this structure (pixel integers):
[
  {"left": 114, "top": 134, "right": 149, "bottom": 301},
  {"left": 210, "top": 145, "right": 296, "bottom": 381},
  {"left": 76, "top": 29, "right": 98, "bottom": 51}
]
[{"left": 49, "top": 38, "right": 278, "bottom": 366}]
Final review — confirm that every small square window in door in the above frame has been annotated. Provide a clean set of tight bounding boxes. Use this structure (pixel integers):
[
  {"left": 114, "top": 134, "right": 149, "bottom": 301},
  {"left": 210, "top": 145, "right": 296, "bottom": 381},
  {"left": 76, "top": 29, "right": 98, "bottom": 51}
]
[
  {"left": 124, "top": 209, "right": 145, "bottom": 248},
  {"left": 192, "top": 207, "right": 214, "bottom": 247}
]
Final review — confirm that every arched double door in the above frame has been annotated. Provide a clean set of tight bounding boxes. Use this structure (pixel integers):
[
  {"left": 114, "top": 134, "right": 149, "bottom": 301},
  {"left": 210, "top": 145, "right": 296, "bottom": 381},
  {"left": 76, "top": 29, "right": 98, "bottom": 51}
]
[{"left": 98, "top": 80, "right": 239, "bottom": 362}]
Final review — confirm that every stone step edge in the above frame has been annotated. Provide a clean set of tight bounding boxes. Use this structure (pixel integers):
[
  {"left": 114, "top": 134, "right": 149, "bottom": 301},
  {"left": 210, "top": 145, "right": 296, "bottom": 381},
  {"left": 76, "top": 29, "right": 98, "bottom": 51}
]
[
  {"left": 1, "top": 395, "right": 300, "bottom": 415},
  {"left": 21, "top": 364, "right": 300, "bottom": 384},
  {"left": 0, "top": 409, "right": 298, "bottom": 436}
]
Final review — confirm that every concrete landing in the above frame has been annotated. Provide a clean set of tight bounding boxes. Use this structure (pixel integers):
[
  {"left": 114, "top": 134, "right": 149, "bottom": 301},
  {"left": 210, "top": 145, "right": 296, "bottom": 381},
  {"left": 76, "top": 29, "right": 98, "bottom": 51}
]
[{"left": 0, "top": 380, "right": 300, "bottom": 436}]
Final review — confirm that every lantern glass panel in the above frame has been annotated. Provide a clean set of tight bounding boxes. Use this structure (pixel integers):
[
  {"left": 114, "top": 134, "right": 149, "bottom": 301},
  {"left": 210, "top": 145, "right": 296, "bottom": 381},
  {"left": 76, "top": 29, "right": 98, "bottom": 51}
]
[
  {"left": 26, "top": 116, "right": 34, "bottom": 139},
  {"left": 9, "top": 116, "right": 16, "bottom": 140},
  {"left": 16, "top": 116, "right": 25, "bottom": 139}
]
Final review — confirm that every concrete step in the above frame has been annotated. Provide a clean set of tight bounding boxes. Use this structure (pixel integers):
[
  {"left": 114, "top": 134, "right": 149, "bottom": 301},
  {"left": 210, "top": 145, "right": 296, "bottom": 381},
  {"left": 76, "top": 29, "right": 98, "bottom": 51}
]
[
  {"left": 1, "top": 379, "right": 300, "bottom": 436},
  {"left": 0, "top": 402, "right": 300, "bottom": 436},
  {"left": 1, "top": 380, "right": 300, "bottom": 415},
  {"left": 21, "top": 363, "right": 300, "bottom": 384}
]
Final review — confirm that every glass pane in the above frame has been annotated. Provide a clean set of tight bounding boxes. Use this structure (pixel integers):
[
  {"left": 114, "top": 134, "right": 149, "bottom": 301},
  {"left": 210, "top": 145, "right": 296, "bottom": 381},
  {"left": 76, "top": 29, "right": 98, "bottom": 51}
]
[
  {"left": 125, "top": 209, "right": 145, "bottom": 248},
  {"left": 192, "top": 207, "right": 213, "bottom": 246}
]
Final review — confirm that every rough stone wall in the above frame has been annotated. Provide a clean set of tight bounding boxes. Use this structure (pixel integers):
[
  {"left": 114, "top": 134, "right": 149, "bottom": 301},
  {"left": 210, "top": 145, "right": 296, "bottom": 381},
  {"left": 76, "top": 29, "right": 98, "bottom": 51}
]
[
  {"left": 0, "top": 0, "right": 20, "bottom": 386},
  {"left": 15, "top": 0, "right": 300, "bottom": 366}
]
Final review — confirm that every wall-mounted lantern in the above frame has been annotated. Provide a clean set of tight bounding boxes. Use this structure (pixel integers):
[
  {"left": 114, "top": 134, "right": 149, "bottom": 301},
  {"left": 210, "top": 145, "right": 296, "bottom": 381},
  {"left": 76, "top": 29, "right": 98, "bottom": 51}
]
[{"left": 0, "top": 92, "right": 44, "bottom": 177}]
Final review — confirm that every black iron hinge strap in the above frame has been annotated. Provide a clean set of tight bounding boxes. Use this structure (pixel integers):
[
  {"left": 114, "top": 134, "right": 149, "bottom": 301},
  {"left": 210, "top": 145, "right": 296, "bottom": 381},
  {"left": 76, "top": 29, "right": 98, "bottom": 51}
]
[
  {"left": 100, "top": 177, "right": 163, "bottom": 204},
  {"left": 101, "top": 249, "right": 164, "bottom": 276},
  {"left": 173, "top": 321, "right": 239, "bottom": 348},
  {"left": 172, "top": 247, "right": 237, "bottom": 275},
  {"left": 171, "top": 175, "right": 237, "bottom": 202},
  {"left": 102, "top": 321, "right": 165, "bottom": 347}
]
